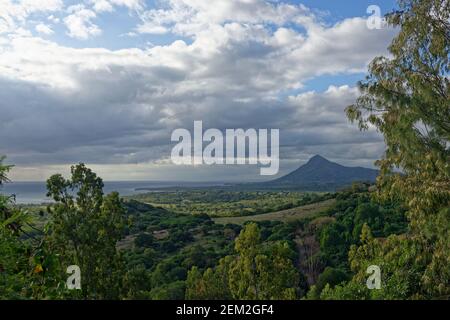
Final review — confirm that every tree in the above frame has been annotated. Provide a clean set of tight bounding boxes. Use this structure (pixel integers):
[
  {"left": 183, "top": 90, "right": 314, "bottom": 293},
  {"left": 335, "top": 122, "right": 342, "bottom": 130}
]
[
  {"left": 185, "top": 266, "right": 205, "bottom": 299},
  {"left": 0, "top": 157, "right": 66, "bottom": 299},
  {"left": 306, "top": 266, "right": 349, "bottom": 300},
  {"left": 134, "top": 233, "right": 154, "bottom": 248},
  {"left": 229, "top": 223, "right": 261, "bottom": 299},
  {"left": 319, "top": 220, "right": 352, "bottom": 269},
  {"left": 320, "top": 224, "right": 424, "bottom": 300},
  {"left": 122, "top": 265, "right": 152, "bottom": 299},
  {"left": 46, "top": 164, "right": 126, "bottom": 299},
  {"left": 0, "top": 157, "right": 28, "bottom": 298},
  {"left": 227, "top": 223, "right": 299, "bottom": 300},
  {"left": 345, "top": 0, "right": 449, "bottom": 298},
  {"left": 186, "top": 257, "right": 234, "bottom": 300},
  {"left": 316, "top": 267, "right": 349, "bottom": 295},
  {"left": 186, "top": 223, "right": 301, "bottom": 300},
  {"left": 149, "top": 281, "right": 185, "bottom": 300},
  {"left": 251, "top": 241, "right": 298, "bottom": 300}
]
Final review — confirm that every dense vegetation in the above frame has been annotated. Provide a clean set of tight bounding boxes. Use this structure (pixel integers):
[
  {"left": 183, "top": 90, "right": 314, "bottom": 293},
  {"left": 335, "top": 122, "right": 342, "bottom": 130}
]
[
  {"left": 1, "top": 154, "right": 409, "bottom": 300},
  {"left": 182, "top": 183, "right": 408, "bottom": 300},
  {"left": 0, "top": 0, "right": 448, "bottom": 300},
  {"left": 0, "top": 156, "right": 408, "bottom": 300},
  {"left": 120, "top": 201, "right": 234, "bottom": 299},
  {"left": 341, "top": 0, "right": 449, "bottom": 299}
]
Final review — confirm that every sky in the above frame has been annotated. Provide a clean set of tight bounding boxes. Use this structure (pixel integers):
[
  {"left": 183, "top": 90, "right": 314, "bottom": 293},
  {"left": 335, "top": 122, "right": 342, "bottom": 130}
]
[{"left": 0, "top": 0, "right": 399, "bottom": 182}]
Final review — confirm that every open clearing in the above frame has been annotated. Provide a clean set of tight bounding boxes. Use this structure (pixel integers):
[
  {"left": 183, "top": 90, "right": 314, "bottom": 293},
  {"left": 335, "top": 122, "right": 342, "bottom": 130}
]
[{"left": 213, "top": 198, "right": 335, "bottom": 225}]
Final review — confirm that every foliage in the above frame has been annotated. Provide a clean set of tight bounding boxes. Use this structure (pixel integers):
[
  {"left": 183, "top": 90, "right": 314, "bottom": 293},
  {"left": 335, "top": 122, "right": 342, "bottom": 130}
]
[
  {"left": 0, "top": 157, "right": 66, "bottom": 299},
  {"left": 319, "top": 190, "right": 407, "bottom": 270},
  {"left": 46, "top": 164, "right": 127, "bottom": 299},
  {"left": 186, "top": 223, "right": 301, "bottom": 300},
  {"left": 343, "top": 0, "right": 449, "bottom": 299}
]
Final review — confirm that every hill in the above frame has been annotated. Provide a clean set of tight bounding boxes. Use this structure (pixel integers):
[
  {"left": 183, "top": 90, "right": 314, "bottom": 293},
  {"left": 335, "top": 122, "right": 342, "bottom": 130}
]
[{"left": 262, "top": 155, "right": 379, "bottom": 190}]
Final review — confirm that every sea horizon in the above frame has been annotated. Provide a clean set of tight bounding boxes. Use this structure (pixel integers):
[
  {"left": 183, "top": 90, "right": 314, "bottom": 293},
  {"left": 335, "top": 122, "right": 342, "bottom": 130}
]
[{"left": 0, "top": 180, "right": 233, "bottom": 204}]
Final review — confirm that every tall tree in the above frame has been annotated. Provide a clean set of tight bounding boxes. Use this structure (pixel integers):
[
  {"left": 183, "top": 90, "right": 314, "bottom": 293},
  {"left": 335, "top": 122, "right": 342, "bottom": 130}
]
[
  {"left": 344, "top": 0, "right": 449, "bottom": 298},
  {"left": 228, "top": 223, "right": 299, "bottom": 299},
  {"left": 186, "top": 256, "right": 234, "bottom": 300},
  {"left": 0, "top": 157, "right": 65, "bottom": 299},
  {"left": 0, "top": 157, "right": 27, "bottom": 298},
  {"left": 229, "top": 223, "right": 262, "bottom": 299},
  {"left": 186, "top": 223, "right": 300, "bottom": 300},
  {"left": 46, "top": 164, "right": 126, "bottom": 299}
]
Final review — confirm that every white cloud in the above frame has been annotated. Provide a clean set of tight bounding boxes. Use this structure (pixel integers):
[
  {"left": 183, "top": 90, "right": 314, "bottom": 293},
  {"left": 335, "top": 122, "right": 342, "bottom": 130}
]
[
  {"left": 89, "top": 0, "right": 114, "bottom": 13},
  {"left": 35, "top": 23, "right": 54, "bottom": 35},
  {"left": 136, "top": 17, "right": 170, "bottom": 34},
  {"left": 64, "top": 4, "right": 102, "bottom": 40},
  {"left": 109, "top": 0, "right": 143, "bottom": 10},
  {"left": 89, "top": 0, "right": 143, "bottom": 12},
  {"left": 137, "top": 0, "right": 309, "bottom": 36},
  {"left": 0, "top": 0, "right": 62, "bottom": 35},
  {"left": 47, "top": 14, "right": 60, "bottom": 23}
]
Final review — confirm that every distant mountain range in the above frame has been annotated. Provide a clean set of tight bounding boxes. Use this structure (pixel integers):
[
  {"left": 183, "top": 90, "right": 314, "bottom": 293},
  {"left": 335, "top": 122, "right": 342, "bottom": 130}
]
[{"left": 258, "top": 155, "right": 379, "bottom": 191}]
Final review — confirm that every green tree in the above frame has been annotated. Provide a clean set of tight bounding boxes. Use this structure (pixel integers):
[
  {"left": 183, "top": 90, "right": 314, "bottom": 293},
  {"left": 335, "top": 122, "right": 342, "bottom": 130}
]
[
  {"left": 149, "top": 281, "right": 185, "bottom": 300},
  {"left": 0, "top": 157, "right": 28, "bottom": 298},
  {"left": 122, "top": 265, "right": 152, "bottom": 299},
  {"left": 185, "top": 266, "right": 205, "bottom": 299},
  {"left": 314, "top": 267, "right": 349, "bottom": 297},
  {"left": 186, "top": 256, "right": 234, "bottom": 300},
  {"left": 321, "top": 224, "right": 424, "bottom": 300},
  {"left": 134, "top": 233, "right": 154, "bottom": 248},
  {"left": 0, "top": 157, "right": 65, "bottom": 299},
  {"left": 46, "top": 164, "right": 126, "bottom": 299},
  {"left": 344, "top": 0, "right": 449, "bottom": 299},
  {"left": 252, "top": 241, "right": 298, "bottom": 300},
  {"left": 186, "top": 223, "right": 301, "bottom": 300},
  {"left": 228, "top": 223, "right": 299, "bottom": 300},
  {"left": 319, "top": 222, "right": 350, "bottom": 268},
  {"left": 228, "top": 223, "right": 261, "bottom": 299}
]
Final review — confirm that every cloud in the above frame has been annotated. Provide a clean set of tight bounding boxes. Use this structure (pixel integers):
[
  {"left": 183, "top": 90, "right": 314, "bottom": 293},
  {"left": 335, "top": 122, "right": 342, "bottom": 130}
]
[
  {"left": 47, "top": 14, "right": 60, "bottom": 23},
  {"left": 136, "top": 0, "right": 310, "bottom": 36},
  {"left": 64, "top": 4, "right": 102, "bottom": 40},
  {"left": 89, "top": 0, "right": 143, "bottom": 13},
  {"left": 89, "top": 0, "right": 114, "bottom": 13},
  {"left": 109, "top": 0, "right": 143, "bottom": 10},
  {"left": 0, "top": 1, "right": 396, "bottom": 180},
  {"left": 0, "top": 0, "right": 62, "bottom": 35},
  {"left": 35, "top": 23, "right": 54, "bottom": 35}
]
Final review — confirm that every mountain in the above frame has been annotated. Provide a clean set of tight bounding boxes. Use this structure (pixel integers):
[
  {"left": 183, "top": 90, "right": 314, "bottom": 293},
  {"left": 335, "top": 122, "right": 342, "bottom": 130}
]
[{"left": 265, "top": 155, "right": 379, "bottom": 190}]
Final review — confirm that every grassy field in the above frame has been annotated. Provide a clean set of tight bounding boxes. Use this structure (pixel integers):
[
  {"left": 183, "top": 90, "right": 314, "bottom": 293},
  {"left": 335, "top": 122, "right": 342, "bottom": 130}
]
[
  {"left": 212, "top": 198, "right": 335, "bottom": 225},
  {"left": 129, "top": 190, "right": 332, "bottom": 217}
]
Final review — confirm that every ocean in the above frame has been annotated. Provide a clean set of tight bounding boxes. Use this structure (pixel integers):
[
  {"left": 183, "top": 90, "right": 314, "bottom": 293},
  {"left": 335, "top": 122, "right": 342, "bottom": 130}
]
[{"left": 0, "top": 181, "right": 226, "bottom": 204}]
